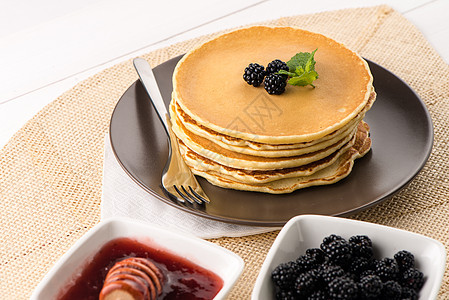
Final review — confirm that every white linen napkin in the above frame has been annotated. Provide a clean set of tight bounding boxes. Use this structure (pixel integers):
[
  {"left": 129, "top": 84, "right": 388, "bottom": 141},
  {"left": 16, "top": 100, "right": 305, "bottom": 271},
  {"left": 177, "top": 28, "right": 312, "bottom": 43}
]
[{"left": 101, "top": 135, "right": 280, "bottom": 239}]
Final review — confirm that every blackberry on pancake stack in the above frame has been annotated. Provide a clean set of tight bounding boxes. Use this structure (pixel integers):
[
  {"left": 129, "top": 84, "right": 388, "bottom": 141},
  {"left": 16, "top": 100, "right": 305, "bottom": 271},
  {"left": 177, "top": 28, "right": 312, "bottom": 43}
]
[{"left": 170, "top": 26, "right": 376, "bottom": 194}]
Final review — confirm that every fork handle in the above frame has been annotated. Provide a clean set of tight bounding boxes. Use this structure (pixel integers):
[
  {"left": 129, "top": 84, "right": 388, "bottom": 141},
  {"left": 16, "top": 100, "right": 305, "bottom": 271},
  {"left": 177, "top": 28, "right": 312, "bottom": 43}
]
[{"left": 133, "top": 57, "right": 170, "bottom": 135}]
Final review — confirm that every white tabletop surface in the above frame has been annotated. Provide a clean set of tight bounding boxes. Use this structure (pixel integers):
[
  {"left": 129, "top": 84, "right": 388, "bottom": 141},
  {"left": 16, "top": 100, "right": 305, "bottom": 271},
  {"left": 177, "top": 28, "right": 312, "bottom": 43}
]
[{"left": 1, "top": 0, "right": 448, "bottom": 150}]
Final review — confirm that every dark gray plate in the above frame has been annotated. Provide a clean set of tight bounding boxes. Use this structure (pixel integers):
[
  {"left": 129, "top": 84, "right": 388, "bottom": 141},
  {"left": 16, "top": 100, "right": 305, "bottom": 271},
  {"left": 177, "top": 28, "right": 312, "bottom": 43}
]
[{"left": 109, "top": 56, "right": 433, "bottom": 226}]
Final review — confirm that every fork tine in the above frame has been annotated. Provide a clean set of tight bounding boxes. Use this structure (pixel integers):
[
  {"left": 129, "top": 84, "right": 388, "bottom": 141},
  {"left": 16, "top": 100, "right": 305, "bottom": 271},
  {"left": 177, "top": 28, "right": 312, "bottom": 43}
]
[
  {"left": 173, "top": 185, "right": 194, "bottom": 204},
  {"left": 171, "top": 185, "right": 208, "bottom": 205},
  {"left": 188, "top": 186, "right": 210, "bottom": 204},
  {"left": 181, "top": 185, "right": 203, "bottom": 205}
]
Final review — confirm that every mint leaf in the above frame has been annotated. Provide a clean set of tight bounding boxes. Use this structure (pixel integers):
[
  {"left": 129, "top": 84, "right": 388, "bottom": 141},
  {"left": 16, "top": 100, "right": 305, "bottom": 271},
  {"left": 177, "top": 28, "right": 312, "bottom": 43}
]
[
  {"left": 287, "top": 52, "right": 310, "bottom": 72},
  {"left": 278, "top": 70, "right": 296, "bottom": 77},
  {"left": 288, "top": 70, "right": 319, "bottom": 87},
  {"left": 284, "top": 49, "right": 318, "bottom": 87}
]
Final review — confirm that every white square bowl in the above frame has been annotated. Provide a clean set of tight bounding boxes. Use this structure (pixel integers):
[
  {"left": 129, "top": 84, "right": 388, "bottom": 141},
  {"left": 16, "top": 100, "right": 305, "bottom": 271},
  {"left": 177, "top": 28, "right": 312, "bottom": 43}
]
[
  {"left": 31, "top": 217, "right": 244, "bottom": 300},
  {"left": 252, "top": 215, "right": 446, "bottom": 300}
]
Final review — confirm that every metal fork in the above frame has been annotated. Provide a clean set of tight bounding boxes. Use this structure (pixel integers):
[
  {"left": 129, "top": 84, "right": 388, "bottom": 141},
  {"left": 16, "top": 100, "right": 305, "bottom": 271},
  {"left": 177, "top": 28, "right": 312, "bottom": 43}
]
[{"left": 133, "top": 57, "right": 210, "bottom": 204}]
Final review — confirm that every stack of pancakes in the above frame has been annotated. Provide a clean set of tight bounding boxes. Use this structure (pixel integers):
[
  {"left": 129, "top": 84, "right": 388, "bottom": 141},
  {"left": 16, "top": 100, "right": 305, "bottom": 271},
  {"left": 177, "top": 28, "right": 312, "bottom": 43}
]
[{"left": 170, "top": 26, "right": 375, "bottom": 194}]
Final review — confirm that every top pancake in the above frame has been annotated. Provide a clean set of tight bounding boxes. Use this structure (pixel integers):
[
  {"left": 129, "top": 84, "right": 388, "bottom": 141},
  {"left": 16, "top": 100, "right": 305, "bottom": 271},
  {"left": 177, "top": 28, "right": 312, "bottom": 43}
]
[{"left": 173, "top": 26, "right": 373, "bottom": 144}]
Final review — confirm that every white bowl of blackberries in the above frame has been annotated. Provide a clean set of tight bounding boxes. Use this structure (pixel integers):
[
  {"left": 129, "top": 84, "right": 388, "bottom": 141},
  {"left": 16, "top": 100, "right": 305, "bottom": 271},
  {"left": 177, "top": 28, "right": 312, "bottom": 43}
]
[{"left": 252, "top": 215, "right": 446, "bottom": 300}]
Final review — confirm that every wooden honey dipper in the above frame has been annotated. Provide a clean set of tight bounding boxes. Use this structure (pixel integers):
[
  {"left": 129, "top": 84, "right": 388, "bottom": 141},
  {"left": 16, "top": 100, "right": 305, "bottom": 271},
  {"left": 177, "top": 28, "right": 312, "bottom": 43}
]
[{"left": 99, "top": 257, "right": 164, "bottom": 300}]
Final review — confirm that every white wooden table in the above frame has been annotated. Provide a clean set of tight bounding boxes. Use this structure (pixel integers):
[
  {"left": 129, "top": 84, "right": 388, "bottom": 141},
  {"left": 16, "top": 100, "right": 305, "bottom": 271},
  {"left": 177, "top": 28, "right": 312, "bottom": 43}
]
[{"left": 1, "top": 0, "right": 448, "bottom": 150}]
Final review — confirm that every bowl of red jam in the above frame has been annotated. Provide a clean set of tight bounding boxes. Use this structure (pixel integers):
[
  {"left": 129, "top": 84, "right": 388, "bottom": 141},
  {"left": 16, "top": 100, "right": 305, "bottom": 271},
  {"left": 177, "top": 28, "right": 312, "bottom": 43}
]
[{"left": 31, "top": 217, "right": 244, "bottom": 300}]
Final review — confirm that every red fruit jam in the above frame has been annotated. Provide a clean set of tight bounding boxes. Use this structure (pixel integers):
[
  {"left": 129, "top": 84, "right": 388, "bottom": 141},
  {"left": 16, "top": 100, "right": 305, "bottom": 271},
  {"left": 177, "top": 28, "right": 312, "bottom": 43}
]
[{"left": 57, "top": 237, "right": 224, "bottom": 300}]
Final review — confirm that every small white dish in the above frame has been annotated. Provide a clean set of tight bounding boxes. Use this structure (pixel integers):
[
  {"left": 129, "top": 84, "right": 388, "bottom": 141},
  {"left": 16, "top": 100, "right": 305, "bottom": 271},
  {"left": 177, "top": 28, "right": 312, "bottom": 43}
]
[
  {"left": 252, "top": 215, "right": 446, "bottom": 300},
  {"left": 31, "top": 217, "right": 244, "bottom": 300}
]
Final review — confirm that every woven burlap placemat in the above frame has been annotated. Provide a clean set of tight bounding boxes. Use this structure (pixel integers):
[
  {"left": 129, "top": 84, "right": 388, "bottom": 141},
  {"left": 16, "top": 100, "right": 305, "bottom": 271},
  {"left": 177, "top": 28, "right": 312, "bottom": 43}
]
[{"left": 1, "top": 5, "right": 448, "bottom": 299}]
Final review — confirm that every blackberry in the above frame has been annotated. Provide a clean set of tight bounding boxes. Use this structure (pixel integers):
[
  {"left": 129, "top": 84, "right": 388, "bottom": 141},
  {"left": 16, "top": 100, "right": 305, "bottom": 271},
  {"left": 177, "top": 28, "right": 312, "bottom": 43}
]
[
  {"left": 309, "top": 265, "right": 325, "bottom": 288},
  {"left": 294, "top": 270, "right": 320, "bottom": 297},
  {"left": 296, "top": 255, "right": 317, "bottom": 273},
  {"left": 275, "top": 289, "right": 296, "bottom": 300},
  {"left": 309, "top": 289, "right": 328, "bottom": 300},
  {"left": 270, "top": 234, "right": 424, "bottom": 300},
  {"left": 328, "top": 277, "right": 359, "bottom": 300},
  {"left": 394, "top": 250, "right": 415, "bottom": 271},
  {"left": 400, "top": 287, "right": 418, "bottom": 300},
  {"left": 359, "top": 269, "right": 376, "bottom": 278},
  {"left": 348, "top": 257, "right": 371, "bottom": 277},
  {"left": 322, "top": 239, "right": 352, "bottom": 267},
  {"left": 243, "top": 63, "right": 266, "bottom": 87},
  {"left": 320, "top": 235, "right": 345, "bottom": 258},
  {"left": 381, "top": 280, "right": 402, "bottom": 300},
  {"left": 358, "top": 275, "right": 383, "bottom": 299},
  {"left": 374, "top": 258, "right": 399, "bottom": 282},
  {"left": 266, "top": 59, "right": 289, "bottom": 76},
  {"left": 401, "top": 268, "right": 424, "bottom": 291},
  {"left": 321, "top": 234, "right": 345, "bottom": 248},
  {"left": 321, "top": 265, "right": 346, "bottom": 284},
  {"left": 296, "top": 249, "right": 325, "bottom": 272},
  {"left": 264, "top": 73, "right": 287, "bottom": 95},
  {"left": 305, "top": 248, "right": 326, "bottom": 265},
  {"left": 271, "top": 261, "right": 299, "bottom": 289},
  {"left": 349, "top": 235, "right": 374, "bottom": 259}
]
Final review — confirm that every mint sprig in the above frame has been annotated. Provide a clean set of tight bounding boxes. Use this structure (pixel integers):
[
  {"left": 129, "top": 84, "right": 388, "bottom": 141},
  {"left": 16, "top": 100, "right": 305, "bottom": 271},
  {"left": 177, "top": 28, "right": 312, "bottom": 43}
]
[{"left": 278, "top": 49, "right": 318, "bottom": 88}]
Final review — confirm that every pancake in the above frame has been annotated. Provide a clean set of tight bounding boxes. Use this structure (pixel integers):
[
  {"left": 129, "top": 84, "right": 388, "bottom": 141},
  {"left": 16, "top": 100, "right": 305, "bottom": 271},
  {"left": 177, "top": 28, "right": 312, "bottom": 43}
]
[
  {"left": 171, "top": 90, "right": 375, "bottom": 155},
  {"left": 173, "top": 26, "right": 373, "bottom": 144},
  {"left": 169, "top": 25, "right": 376, "bottom": 193},
  {"left": 175, "top": 98, "right": 358, "bottom": 150},
  {"left": 182, "top": 121, "right": 371, "bottom": 193},
  {"left": 172, "top": 112, "right": 357, "bottom": 170},
  {"left": 173, "top": 106, "right": 358, "bottom": 158},
  {"left": 178, "top": 122, "right": 368, "bottom": 184}
]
